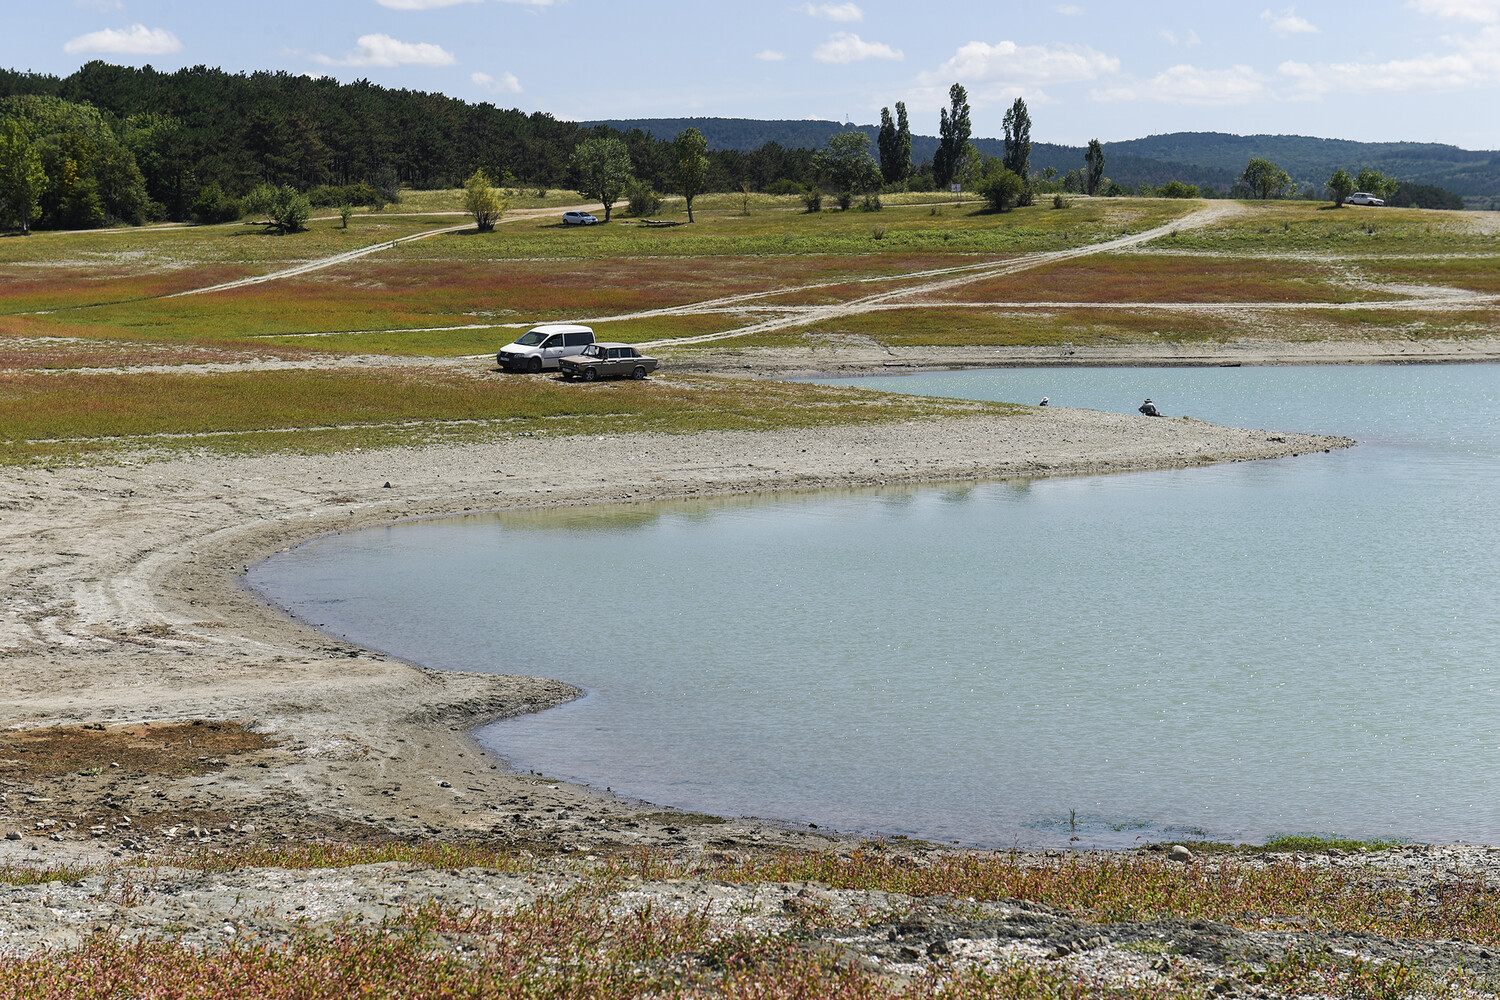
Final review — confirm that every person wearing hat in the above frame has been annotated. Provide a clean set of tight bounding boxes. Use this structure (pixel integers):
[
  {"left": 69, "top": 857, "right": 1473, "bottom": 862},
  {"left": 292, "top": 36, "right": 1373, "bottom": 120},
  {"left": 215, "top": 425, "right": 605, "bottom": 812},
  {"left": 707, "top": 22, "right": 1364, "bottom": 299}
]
[{"left": 1139, "top": 398, "right": 1160, "bottom": 417}]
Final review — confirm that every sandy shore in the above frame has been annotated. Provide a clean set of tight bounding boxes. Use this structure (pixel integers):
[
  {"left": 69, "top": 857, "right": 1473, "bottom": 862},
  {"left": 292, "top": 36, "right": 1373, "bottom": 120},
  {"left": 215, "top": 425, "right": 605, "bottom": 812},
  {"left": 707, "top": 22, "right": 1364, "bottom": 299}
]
[{"left": 0, "top": 400, "right": 1350, "bottom": 867}]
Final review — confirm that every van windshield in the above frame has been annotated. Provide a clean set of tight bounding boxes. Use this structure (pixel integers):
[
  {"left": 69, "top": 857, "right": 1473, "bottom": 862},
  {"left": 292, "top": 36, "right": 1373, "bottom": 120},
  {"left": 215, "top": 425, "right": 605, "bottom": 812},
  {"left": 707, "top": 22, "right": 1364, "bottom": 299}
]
[{"left": 513, "top": 331, "right": 547, "bottom": 346}]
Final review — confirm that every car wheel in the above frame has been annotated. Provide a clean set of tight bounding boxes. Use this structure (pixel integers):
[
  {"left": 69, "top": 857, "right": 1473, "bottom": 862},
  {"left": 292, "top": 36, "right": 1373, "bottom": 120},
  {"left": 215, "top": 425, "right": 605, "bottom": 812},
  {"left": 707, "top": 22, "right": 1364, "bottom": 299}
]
[
  {"left": 582, "top": 367, "right": 599, "bottom": 382},
  {"left": 632, "top": 365, "right": 647, "bottom": 380},
  {"left": 527, "top": 356, "right": 542, "bottom": 374}
]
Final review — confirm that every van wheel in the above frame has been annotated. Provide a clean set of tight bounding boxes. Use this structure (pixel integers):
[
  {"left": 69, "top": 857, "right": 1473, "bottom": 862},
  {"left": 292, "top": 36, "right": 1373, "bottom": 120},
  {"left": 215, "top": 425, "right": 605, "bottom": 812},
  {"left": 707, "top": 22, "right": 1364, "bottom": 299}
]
[
  {"left": 582, "top": 367, "right": 599, "bottom": 382},
  {"left": 632, "top": 366, "right": 647, "bottom": 380},
  {"left": 527, "top": 356, "right": 543, "bottom": 374}
]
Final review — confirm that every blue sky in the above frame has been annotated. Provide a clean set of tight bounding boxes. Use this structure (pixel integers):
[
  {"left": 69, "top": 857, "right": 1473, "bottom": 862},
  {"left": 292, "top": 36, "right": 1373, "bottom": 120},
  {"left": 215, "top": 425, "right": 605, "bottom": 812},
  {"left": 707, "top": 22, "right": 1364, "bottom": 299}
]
[{"left": 8, "top": 0, "right": 1500, "bottom": 148}]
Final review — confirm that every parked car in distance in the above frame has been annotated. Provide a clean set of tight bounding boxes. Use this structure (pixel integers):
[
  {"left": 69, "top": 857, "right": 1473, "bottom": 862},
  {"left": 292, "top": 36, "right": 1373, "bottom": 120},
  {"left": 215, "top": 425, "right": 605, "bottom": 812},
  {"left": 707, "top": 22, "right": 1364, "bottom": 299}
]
[
  {"left": 1346, "top": 192, "right": 1385, "bottom": 206},
  {"left": 496, "top": 324, "right": 595, "bottom": 372},
  {"left": 558, "top": 342, "right": 659, "bottom": 381},
  {"left": 562, "top": 210, "right": 599, "bottom": 225}
]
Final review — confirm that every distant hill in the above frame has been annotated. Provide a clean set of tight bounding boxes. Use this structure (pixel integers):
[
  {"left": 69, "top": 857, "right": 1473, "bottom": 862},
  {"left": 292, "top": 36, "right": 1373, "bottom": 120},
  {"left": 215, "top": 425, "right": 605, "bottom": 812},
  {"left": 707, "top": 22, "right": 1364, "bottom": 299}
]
[{"left": 586, "top": 118, "right": 1499, "bottom": 207}]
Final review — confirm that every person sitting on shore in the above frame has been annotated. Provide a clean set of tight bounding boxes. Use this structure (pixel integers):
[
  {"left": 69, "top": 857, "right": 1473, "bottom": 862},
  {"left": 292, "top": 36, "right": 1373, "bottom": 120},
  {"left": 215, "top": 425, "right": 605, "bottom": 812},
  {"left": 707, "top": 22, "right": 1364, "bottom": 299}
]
[
  {"left": 1039, "top": 397, "right": 1049, "bottom": 406},
  {"left": 1139, "top": 398, "right": 1160, "bottom": 417}
]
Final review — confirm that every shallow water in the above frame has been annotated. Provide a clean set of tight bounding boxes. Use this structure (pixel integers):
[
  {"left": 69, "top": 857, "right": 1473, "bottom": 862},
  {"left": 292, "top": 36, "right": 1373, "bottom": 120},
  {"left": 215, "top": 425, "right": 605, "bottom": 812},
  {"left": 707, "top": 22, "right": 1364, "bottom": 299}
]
[{"left": 249, "top": 364, "right": 1500, "bottom": 847}]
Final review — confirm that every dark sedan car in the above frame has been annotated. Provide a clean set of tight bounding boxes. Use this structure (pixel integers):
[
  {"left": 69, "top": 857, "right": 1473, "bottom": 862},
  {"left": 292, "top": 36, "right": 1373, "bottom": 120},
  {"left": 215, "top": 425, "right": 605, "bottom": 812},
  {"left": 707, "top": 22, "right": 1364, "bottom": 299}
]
[{"left": 558, "top": 342, "right": 659, "bottom": 381}]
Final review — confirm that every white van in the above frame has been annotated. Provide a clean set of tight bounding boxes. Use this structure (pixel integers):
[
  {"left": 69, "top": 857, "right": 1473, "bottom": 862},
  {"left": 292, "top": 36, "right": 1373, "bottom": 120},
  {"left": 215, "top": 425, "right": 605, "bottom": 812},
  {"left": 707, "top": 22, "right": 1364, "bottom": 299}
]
[{"left": 496, "top": 324, "right": 595, "bottom": 372}]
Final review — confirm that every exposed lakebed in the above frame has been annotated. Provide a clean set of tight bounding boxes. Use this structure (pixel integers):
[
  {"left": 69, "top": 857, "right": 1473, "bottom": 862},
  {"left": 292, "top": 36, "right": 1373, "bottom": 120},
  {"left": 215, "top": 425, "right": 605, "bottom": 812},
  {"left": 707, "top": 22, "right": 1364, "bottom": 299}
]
[{"left": 248, "top": 364, "right": 1500, "bottom": 847}]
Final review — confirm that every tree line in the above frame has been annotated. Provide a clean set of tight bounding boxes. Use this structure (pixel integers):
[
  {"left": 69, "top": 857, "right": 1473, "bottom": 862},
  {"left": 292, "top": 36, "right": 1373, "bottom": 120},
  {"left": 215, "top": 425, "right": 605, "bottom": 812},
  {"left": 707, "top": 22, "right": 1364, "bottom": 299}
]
[{"left": 0, "top": 60, "right": 1462, "bottom": 233}]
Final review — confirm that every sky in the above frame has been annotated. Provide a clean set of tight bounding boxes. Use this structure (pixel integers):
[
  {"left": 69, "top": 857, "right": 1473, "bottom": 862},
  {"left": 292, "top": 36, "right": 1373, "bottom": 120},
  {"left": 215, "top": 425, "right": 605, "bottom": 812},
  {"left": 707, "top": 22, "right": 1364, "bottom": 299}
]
[{"left": 6, "top": 0, "right": 1500, "bottom": 149}]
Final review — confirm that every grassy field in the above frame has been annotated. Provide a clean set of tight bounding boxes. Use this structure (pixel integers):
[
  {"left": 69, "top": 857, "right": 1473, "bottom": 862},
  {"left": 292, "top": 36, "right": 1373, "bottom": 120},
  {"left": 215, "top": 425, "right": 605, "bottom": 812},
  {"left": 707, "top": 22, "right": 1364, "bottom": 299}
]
[{"left": 1, "top": 193, "right": 1493, "bottom": 463}]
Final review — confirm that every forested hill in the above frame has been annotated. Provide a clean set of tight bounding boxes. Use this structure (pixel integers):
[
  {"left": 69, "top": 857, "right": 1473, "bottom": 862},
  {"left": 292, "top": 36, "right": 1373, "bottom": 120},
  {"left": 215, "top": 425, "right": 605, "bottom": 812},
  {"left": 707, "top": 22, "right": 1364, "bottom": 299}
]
[{"left": 589, "top": 117, "right": 1500, "bottom": 205}]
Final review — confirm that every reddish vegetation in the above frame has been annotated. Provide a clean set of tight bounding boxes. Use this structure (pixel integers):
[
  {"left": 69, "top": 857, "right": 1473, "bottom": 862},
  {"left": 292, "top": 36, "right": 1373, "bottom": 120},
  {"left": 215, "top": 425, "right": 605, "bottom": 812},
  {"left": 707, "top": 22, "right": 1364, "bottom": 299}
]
[{"left": 917, "top": 256, "right": 1383, "bottom": 305}]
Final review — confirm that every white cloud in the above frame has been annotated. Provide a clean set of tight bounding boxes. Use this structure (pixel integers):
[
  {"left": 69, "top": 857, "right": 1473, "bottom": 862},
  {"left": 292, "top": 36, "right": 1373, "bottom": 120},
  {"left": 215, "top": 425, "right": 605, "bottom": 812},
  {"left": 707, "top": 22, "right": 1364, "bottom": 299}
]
[
  {"left": 1278, "top": 47, "right": 1494, "bottom": 94},
  {"left": 1261, "top": 7, "right": 1319, "bottom": 36},
  {"left": 813, "top": 32, "right": 901, "bottom": 63},
  {"left": 756, "top": 49, "right": 789, "bottom": 61},
  {"left": 314, "top": 33, "right": 457, "bottom": 67},
  {"left": 1094, "top": 64, "right": 1267, "bottom": 105},
  {"left": 1160, "top": 28, "right": 1201, "bottom": 46},
  {"left": 64, "top": 24, "right": 183, "bottom": 55},
  {"left": 922, "top": 39, "right": 1118, "bottom": 86},
  {"left": 472, "top": 70, "right": 522, "bottom": 93},
  {"left": 1408, "top": 0, "right": 1500, "bottom": 20},
  {"left": 800, "top": 3, "right": 863, "bottom": 21},
  {"left": 377, "top": 0, "right": 481, "bottom": 8},
  {"left": 1055, "top": 4, "right": 1083, "bottom": 14}
]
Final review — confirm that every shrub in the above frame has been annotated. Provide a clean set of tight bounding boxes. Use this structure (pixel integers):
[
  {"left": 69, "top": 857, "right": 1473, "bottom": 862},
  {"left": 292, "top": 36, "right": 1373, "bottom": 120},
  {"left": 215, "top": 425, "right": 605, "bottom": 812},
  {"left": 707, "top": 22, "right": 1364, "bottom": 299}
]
[
  {"left": 1052, "top": 193, "right": 1069, "bottom": 209},
  {"left": 1159, "top": 180, "right": 1199, "bottom": 199},
  {"left": 242, "top": 183, "right": 310, "bottom": 233},
  {"left": 764, "top": 178, "right": 804, "bottom": 196},
  {"left": 801, "top": 186, "right": 822, "bottom": 213},
  {"left": 977, "top": 163, "right": 1024, "bottom": 211},
  {"left": 859, "top": 192, "right": 882, "bottom": 211},
  {"left": 624, "top": 180, "right": 663, "bottom": 217},
  {"left": 190, "top": 183, "right": 242, "bottom": 224}
]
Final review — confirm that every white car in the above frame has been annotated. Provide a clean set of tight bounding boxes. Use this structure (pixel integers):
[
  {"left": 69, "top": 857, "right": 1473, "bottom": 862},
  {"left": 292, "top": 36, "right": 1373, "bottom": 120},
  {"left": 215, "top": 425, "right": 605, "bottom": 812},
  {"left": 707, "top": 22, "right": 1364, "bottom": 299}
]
[
  {"left": 1346, "top": 192, "right": 1385, "bottom": 206},
  {"left": 562, "top": 210, "right": 599, "bottom": 225}
]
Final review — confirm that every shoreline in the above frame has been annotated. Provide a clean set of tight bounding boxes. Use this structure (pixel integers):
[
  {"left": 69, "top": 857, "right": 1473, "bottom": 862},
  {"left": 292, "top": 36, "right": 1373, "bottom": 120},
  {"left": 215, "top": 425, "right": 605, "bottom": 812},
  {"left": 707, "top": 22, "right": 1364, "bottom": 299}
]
[
  {"left": 664, "top": 336, "right": 1500, "bottom": 378},
  {"left": 0, "top": 399, "right": 1351, "bottom": 863}
]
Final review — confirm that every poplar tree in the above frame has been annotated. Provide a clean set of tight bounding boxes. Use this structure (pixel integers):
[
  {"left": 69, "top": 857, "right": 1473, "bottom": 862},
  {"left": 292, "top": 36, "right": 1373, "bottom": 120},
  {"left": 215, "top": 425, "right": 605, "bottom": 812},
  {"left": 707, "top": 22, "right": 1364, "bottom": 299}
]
[
  {"left": 1084, "top": 139, "right": 1105, "bottom": 196},
  {"left": 933, "top": 84, "right": 971, "bottom": 189}
]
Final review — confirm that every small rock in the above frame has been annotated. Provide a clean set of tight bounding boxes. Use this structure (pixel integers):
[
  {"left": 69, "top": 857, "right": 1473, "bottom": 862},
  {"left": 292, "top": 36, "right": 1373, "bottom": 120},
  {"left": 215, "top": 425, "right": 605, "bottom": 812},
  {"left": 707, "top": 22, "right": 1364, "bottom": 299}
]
[
  {"left": 4, "top": 830, "right": 21, "bottom": 841},
  {"left": 438, "top": 780, "right": 452, "bottom": 788},
  {"left": 1169, "top": 844, "right": 1194, "bottom": 863}
]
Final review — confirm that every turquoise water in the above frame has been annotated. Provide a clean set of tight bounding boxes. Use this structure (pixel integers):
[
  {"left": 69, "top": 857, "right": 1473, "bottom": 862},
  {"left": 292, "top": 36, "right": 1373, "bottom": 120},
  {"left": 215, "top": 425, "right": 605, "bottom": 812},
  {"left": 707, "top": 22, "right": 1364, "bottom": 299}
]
[{"left": 248, "top": 364, "right": 1500, "bottom": 847}]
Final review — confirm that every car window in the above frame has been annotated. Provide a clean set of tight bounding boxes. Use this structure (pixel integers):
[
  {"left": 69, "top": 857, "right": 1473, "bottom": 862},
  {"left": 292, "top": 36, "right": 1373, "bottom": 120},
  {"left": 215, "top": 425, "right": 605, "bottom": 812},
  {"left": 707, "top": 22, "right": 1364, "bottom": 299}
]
[
  {"left": 514, "top": 331, "right": 546, "bottom": 346},
  {"left": 581, "top": 344, "right": 599, "bottom": 357},
  {"left": 543, "top": 336, "right": 561, "bottom": 347},
  {"left": 564, "top": 332, "right": 590, "bottom": 346}
]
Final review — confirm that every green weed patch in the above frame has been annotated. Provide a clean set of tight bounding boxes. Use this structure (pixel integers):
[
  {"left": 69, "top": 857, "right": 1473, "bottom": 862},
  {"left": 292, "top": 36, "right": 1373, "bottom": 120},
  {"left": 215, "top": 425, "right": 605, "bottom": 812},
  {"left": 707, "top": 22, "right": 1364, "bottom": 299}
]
[{"left": 0, "top": 369, "right": 1008, "bottom": 465}]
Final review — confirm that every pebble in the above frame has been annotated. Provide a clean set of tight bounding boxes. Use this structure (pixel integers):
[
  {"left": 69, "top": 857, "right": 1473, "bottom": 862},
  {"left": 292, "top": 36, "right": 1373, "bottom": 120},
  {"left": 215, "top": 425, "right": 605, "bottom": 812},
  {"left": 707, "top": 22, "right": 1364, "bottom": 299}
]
[{"left": 1168, "top": 844, "right": 1194, "bottom": 863}]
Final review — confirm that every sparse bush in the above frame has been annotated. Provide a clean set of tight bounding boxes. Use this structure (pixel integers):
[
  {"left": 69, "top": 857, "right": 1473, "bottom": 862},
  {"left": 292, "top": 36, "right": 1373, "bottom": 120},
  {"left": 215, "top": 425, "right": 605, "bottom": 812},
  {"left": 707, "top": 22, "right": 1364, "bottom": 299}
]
[
  {"left": 836, "top": 191, "right": 853, "bottom": 210},
  {"left": 625, "top": 180, "right": 662, "bottom": 217},
  {"left": 859, "top": 192, "right": 882, "bottom": 211},
  {"left": 801, "top": 186, "right": 822, "bottom": 213},
  {"left": 1159, "top": 180, "right": 1199, "bottom": 199},
  {"left": 871, "top": 223, "right": 888, "bottom": 239},
  {"left": 242, "top": 183, "right": 310, "bottom": 234},
  {"left": 1052, "top": 193, "right": 1069, "bottom": 209},
  {"left": 338, "top": 203, "right": 354, "bottom": 228}
]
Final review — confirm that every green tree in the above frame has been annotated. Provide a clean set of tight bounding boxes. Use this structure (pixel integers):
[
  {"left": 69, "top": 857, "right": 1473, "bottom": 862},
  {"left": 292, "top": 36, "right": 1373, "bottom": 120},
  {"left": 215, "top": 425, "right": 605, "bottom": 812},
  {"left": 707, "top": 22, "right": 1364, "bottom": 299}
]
[
  {"left": 1084, "top": 139, "right": 1105, "bottom": 197},
  {"left": 1158, "top": 180, "right": 1199, "bottom": 198},
  {"left": 932, "top": 84, "right": 971, "bottom": 189},
  {"left": 671, "top": 127, "right": 709, "bottom": 223},
  {"left": 819, "top": 130, "right": 881, "bottom": 207},
  {"left": 976, "top": 159, "right": 1024, "bottom": 212},
  {"left": 877, "top": 103, "right": 911, "bottom": 184},
  {"left": 462, "top": 168, "right": 506, "bottom": 231},
  {"left": 1001, "top": 97, "right": 1032, "bottom": 182},
  {"left": 1239, "top": 158, "right": 1292, "bottom": 200},
  {"left": 1326, "top": 167, "right": 1355, "bottom": 208},
  {"left": 0, "top": 118, "right": 45, "bottom": 234},
  {"left": 570, "top": 136, "right": 632, "bottom": 222},
  {"left": 243, "top": 183, "right": 310, "bottom": 233},
  {"left": 1355, "top": 168, "right": 1398, "bottom": 201}
]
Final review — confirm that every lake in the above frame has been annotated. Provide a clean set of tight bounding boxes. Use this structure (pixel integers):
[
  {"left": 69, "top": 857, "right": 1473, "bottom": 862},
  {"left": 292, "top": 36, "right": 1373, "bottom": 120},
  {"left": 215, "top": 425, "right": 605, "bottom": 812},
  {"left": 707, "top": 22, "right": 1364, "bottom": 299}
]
[{"left": 247, "top": 363, "right": 1500, "bottom": 847}]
